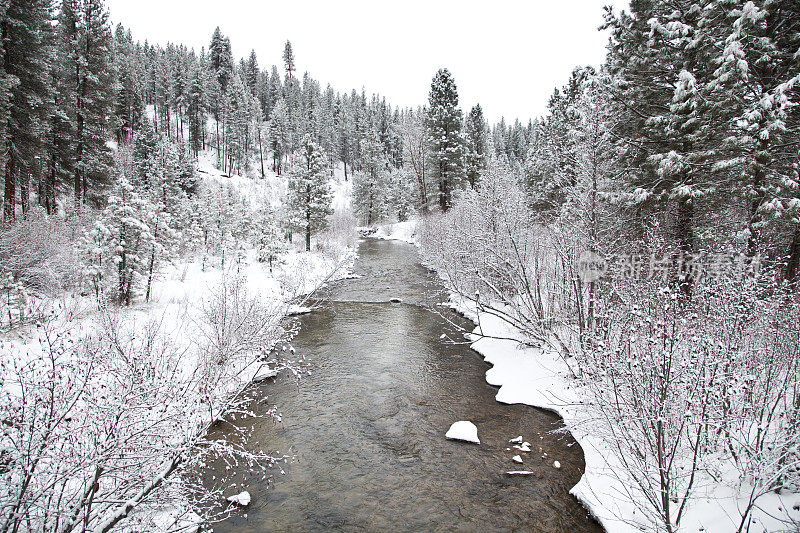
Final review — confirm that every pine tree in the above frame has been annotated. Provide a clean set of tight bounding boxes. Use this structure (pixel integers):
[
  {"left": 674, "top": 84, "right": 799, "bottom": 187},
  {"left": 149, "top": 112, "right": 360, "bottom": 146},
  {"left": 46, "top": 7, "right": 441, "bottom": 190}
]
[
  {"left": 426, "top": 68, "right": 465, "bottom": 211},
  {"left": 266, "top": 65, "right": 282, "bottom": 120},
  {"left": 352, "top": 131, "right": 390, "bottom": 225},
  {"left": 464, "top": 104, "right": 488, "bottom": 189},
  {"left": 287, "top": 134, "right": 332, "bottom": 251},
  {"left": 245, "top": 49, "right": 258, "bottom": 96},
  {"left": 94, "top": 176, "right": 156, "bottom": 305},
  {"left": 60, "top": 0, "right": 115, "bottom": 205},
  {"left": 283, "top": 40, "right": 295, "bottom": 79},
  {"left": 705, "top": 0, "right": 800, "bottom": 271},
  {"left": 269, "top": 98, "right": 290, "bottom": 174},
  {"left": 604, "top": 1, "right": 717, "bottom": 293},
  {"left": 253, "top": 203, "right": 286, "bottom": 272},
  {"left": 2, "top": 0, "right": 52, "bottom": 220},
  {"left": 112, "top": 25, "right": 144, "bottom": 145}
]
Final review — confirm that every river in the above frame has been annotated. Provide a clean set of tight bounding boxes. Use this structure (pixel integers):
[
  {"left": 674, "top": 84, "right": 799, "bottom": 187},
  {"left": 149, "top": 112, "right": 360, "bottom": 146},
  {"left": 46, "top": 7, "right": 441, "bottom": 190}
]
[{"left": 209, "top": 238, "right": 601, "bottom": 532}]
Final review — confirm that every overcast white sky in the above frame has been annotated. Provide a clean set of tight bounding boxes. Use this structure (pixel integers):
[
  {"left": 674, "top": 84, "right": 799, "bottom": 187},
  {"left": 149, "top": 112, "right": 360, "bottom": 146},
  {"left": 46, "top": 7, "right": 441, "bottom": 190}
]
[{"left": 105, "top": 0, "right": 628, "bottom": 124}]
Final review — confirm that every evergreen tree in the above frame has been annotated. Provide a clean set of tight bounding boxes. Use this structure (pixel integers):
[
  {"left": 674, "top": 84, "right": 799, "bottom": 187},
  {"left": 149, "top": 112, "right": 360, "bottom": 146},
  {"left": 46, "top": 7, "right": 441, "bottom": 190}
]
[
  {"left": 245, "top": 49, "right": 258, "bottom": 96},
  {"left": 464, "top": 104, "right": 488, "bottom": 189},
  {"left": 92, "top": 176, "right": 157, "bottom": 305},
  {"left": 61, "top": 0, "right": 115, "bottom": 205},
  {"left": 1, "top": 0, "right": 52, "bottom": 219},
  {"left": 283, "top": 40, "right": 295, "bottom": 79},
  {"left": 269, "top": 98, "right": 290, "bottom": 174},
  {"left": 266, "top": 65, "right": 282, "bottom": 120},
  {"left": 252, "top": 203, "right": 286, "bottom": 272},
  {"left": 352, "top": 131, "right": 390, "bottom": 225},
  {"left": 287, "top": 134, "right": 332, "bottom": 251},
  {"left": 426, "top": 68, "right": 465, "bottom": 211}
]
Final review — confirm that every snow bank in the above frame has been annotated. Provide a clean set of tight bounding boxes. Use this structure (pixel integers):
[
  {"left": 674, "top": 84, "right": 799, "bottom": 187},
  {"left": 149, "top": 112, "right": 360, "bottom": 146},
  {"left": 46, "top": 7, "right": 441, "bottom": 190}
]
[
  {"left": 453, "top": 296, "right": 800, "bottom": 532},
  {"left": 445, "top": 421, "right": 480, "bottom": 444},
  {"left": 372, "top": 219, "right": 418, "bottom": 245}
]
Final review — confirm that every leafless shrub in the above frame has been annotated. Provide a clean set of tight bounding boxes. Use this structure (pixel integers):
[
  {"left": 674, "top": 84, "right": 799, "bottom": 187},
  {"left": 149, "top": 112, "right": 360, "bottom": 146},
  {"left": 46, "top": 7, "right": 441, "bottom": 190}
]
[
  {"left": 0, "top": 275, "right": 295, "bottom": 532},
  {"left": 196, "top": 274, "right": 287, "bottom": 367},
  {"left": 581, "top": 274, "right": 800, "bottom": 532},
  {"left": 418, "top": 160, "right": 569, "bottom": 346},
  {"left": 0, "top": 207, "right": 79, "bottom": 293}
]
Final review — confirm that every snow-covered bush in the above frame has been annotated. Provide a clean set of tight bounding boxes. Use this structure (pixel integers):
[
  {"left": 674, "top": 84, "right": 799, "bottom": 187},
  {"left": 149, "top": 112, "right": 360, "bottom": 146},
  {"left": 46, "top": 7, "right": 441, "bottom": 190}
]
[
  {"left": 196, "top": 274, "right": 287, "bottom": 367},
  {"left": 0, "top": 207, "right": 79, "bottom": 294},
  {"left": 580, "top": 274, "right": 800, "bottom": 532},
  {"left": 419, "top": 159, "right": 566, "bottom": 345},
  {"left": 0, "top": 208, "right": 79, "bottom": 329},
  {"left": 0, "top": 274, "right": 293, "bottom": 532},
  {"left": 316, "top": 210, "right": 357, "bottom": 259}
]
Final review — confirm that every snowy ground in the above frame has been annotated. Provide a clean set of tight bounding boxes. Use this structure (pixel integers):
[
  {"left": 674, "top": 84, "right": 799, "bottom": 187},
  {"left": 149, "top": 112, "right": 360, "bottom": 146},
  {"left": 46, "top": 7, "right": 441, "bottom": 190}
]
[
  {"left": 375, "top": 219, "right": 800, "bottom": 532},
  {"left": 371, "top": 218, "right": 418, "bottom": 245}
]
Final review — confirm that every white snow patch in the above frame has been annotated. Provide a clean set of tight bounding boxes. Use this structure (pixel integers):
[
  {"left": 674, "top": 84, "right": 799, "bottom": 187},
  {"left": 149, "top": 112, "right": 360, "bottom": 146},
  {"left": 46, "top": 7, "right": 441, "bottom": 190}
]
[
  {"left": 227, "top": 491, "right": 251, "bottom": 506},
  {"left": 445, "top": 421, "right": 480, "bottom": 444},
  {"left": 512, "top": 455, "right": 523, "bottom": 464},
  {"left": 253, "top": 365, "right": 279, "bottom": 382},
  {"left": 372, "top": 219, "right": 418, "bottom": 244}
]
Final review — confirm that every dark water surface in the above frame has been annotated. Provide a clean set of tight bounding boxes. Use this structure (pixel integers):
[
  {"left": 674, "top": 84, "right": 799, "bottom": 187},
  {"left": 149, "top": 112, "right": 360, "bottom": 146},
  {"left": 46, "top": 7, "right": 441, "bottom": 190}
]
[{"left": 210, "top": 239, "right": 601, "bottom": 532}]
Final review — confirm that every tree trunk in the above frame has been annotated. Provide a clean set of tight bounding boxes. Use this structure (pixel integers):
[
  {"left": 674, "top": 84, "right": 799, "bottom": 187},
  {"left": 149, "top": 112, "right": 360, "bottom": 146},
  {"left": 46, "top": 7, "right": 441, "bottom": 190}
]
[
  {"left": 19, "top": 169, "right": 28, "bottom": 216},
  {"left": 4, "top": 146, "right": 15, "bottom": 221},
  {"left": 75, "top": 62, "right": 86, "bottom": 204},
  {"left": 306, "top": 208, "right": 311, "bottom": 252},
  {"left": 786, "top": 223, "right": 800, "bottom": 285},
  {"left": 258, "top": 127, "right": 265, "bottom": 178},
  {"left": 676, "top": 198, "right": 694, "bottom": 296},
  {"left": 215, "top": 113, "right": 220, "bottom": 167},
  {"left": 48, "top": 150, "right": 57, "bottom": 215}
]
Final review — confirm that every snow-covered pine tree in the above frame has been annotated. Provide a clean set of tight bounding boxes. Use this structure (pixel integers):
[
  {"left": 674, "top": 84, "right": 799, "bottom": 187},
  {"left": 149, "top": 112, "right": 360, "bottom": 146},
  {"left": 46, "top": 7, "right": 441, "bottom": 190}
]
[
  {"left": 94, "top": 176, "right": 156, "bottom": 305},
  {"left": 252, "top": 203, "right": 286, "bottom": 272},
  {"left": 704, "top": 0, "right": 800, "bottom": 273},
  {"left": 604, "top": 1, "right": 719, "bottom": 282},
  {"left": 426, "top": 68, "right": 465, "bottom": 211},
  {"left": 1, "top": 0, "right": 52, "bottom": 220},
  {"left": 269, "top": 98, "right": 291, "bottom": 174},
  {"left": 464, "top": 104, "right": 488, "bottom": 189},
  {"left": 283, "top": 40, "right": 296, "bottom": 80},
  {"left": 287, "top": 134, "right": 332, "bottom": 251},
  {"left": 60, "top": 0, "right": 115, "bottom": 205},
  {"left": 523, "top": 68, "right": 589, "bottom": 214},
  {"left": 245, "top": 49, "right": 259, "bottom": 97},
  {"left": 352, "top": 131, "right": 390, "bottom": 226}
]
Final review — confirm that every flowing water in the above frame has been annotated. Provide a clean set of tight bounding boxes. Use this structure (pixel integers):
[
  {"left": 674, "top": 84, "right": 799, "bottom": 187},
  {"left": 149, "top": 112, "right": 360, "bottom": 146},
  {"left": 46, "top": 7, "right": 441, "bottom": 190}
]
[{"left": 209, "top": 238, "right": 601, "bottom": 532}]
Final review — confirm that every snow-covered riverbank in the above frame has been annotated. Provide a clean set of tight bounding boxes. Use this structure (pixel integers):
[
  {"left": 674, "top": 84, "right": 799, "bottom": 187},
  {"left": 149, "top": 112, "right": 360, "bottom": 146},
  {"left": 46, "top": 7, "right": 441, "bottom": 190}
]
[{"left": 375, "top": 217, "right": 800, "bottom": 533}]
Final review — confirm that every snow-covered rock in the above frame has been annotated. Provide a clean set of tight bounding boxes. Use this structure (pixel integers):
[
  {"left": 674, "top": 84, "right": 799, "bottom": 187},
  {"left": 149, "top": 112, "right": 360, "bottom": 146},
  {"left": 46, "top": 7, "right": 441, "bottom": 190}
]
[
  {"left": 253, "top": 365, "right": 279, "bottom": 382},
  {"left": 445, "top": 421, "right": 480, "bottom": 444},
  {"left": 512, "top": 442, "right": 531, "bottom": 452},
  {"left": 553, "top": 461, "right": 561, "bottom": 470},
  {"left": 505, "top": 471, "right": 534, "bottom": 475},
  {"left": 509, "top": 435, "right": 523, "bottom": 444},
  {"left": 512, "top": 455, "right": 523, "bottom": 464},
  {"left": 227, "top": 491, "right": 251, "bottom": 506}
]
